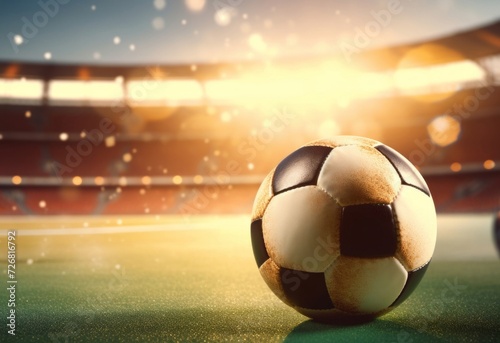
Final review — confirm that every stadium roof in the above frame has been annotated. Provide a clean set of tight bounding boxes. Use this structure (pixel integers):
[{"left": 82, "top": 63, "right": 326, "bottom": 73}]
[
  {"left": 360, "top": 19, "right": 500, "bottom": 69},
  {"left": 1, "top": 20, "right": 499, "bottom": 79}
]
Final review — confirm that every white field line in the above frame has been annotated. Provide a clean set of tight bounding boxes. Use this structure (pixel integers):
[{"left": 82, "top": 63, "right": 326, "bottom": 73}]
[{"left": 0, "top": 218, "right": 248, "bottom": 236}]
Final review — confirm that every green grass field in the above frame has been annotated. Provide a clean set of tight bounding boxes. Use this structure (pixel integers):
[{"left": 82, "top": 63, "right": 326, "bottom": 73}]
[{"left": 0, "top": 215, "right": 499, "bottom": 342}]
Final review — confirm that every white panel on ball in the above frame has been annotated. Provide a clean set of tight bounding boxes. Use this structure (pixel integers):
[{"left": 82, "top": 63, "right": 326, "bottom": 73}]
[
  {"left": 251, "top": 169, "right": 274, "bottom": 221},
  {"left": 262, "top": 186, "right": 341, "bottom": 272},
  {"left": 325, "top": 256, "right": 408, "bottom": 313},
  {"left": 317, "top": 145, "right": 401, "bottom": 206},
  {"left": 305, "top": 136, "right": 381, "bottom": 149},
  {"left": 393, "top": 185, "right": 437, "bottom": 271},
  {"left": 259, "top": 259, "right": 291, "bottom": 306}
]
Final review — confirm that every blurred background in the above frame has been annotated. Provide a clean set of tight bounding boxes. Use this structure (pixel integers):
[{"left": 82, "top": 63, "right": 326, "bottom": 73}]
[
  {"left": 0, "top": 1, "right": 500, "bottom": 341},
  {"left": 0, "top": 0, "right": 499, "bottom": 219}
]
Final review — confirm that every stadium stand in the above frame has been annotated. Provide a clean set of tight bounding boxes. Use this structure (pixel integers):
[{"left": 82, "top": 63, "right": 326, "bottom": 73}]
[{"left": 1, "top": 21, "right": 500, "bottom": 215}]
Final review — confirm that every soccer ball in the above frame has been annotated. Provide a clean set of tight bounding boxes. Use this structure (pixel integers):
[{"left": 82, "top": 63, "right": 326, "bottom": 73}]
[{"left": 251, "top": 136, "right": 437, "bottom": 321}]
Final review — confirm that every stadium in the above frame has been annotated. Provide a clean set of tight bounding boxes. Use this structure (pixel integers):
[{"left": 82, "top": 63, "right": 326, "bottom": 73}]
[{"left": 0, "top": 1, "right": 499, "bottom": 342}]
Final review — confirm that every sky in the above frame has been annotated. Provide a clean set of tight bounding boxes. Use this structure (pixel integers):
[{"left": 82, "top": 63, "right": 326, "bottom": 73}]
[{"left": 0, "top": 0, "right": 499, "bottom": 65}]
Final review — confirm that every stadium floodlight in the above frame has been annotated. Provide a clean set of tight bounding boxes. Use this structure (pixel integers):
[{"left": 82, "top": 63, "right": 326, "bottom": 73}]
[
  {"left": 126, "top": 79, "right": 204, "bottom": 106},
  {"left": 204, "top": 62, "right": 395, "bottom": 108},
  {"left": 356, "top": 72, "right": 394, "bottom": 98},
  {"left": 204, "top": 78, "right": 300, "bottom": 106},
  {"left": 478, "top": 54, "right": 500, "bottom": 85},
  {"left": 48, "top": 80, "right": 124, "bottom": 105},
  {"left": 204, "top": 65, "right": 341, "bottom": 108},
  {"left": 205, "top": 79, "right": 256, "bottom": 105},
  {"left": 394, "top": 60, "right": 486, "bottom": 96},
  {"left": 0, "top": 78, "right": 44, "bottom": 102}
]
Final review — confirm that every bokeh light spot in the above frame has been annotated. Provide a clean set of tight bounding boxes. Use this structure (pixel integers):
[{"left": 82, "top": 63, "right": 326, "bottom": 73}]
[
  {"left": 72, "top": 176, "right": 83, "bottom": 186},
  {"left": 427, "top": 115, "right": 461, "bottom": 147},
  {"left": 484, "top": 160, "right": 495, "bottom": 170},
  {"left": 450, "top": 162, "right": 462, "bottom": 172}
]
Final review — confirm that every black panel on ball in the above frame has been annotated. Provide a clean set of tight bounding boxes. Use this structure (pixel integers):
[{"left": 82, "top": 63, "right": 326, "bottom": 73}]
[
  {"left": 340, "top": 204, "right": 397, "bottom": 258},
  {"left": 391, "top": 261, "right": 430, "bottom": 307},
  {"left": 251, "top": 220, "right": 269, "bottom": 268},
  {"left": 375, "top": 145, "right": 430, "bottom": 196},
  {"left": 279, "top": 267, "right": 334, "bottom": 310},
  {"left": 272, "top": 146, "right": 333, "bottom": 194}
]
